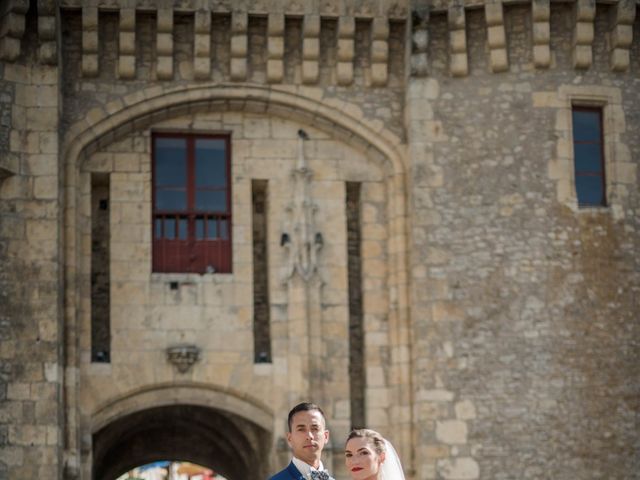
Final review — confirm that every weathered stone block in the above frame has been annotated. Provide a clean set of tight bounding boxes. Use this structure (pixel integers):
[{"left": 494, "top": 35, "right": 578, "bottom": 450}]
[
  {"left": 533, "top": 44, "right": 550, "bottom": 68},
  {"left": 194, "top": 57, "right": 210, "bottom": 80},
  {"left": 370, "top": 64, "right": 388, "bottom": 86},
  {"left": 573, "top": 44, "right": 592, "bottom": 69},
  {"left": 450, "top": 53, "right": 468, "bottom": 77},
  {"left": 371, "top": 40, "right": 388, "bottom": 62},
  {"left": 437, "top": 458, "right": 479, "bottom": 480},
  {"left": 574, "top": 22, "right": 594, "bottom": 45},
  {"left": 337, "top": 62, "right": 353, "bottom": 85},
  {"left": 231, "top": 35, "right": 247, "bottom": 57},
  {"left": 157, "top": 33, "right": 173, "bottom": 56},
  {"left": 489, "top": 48, "right": 508, "bottom": 72},
  {"left": 231, "top": 58, "right": 247, "bottom": 81},
  {"left": 609, "top": 48, "right": 629, "bottom": 72},
  {"left": 485, "top": 3, "right": 503, "bottom": 26},
  {"left": 268, "top": 37, "right": 284, "bottom": 58},
  {"left": 532, "top": 22, "right": 550, "bottom": 44},
  {"left": 156, "top": 56, "right": 173, "bottom": 80},
  {"left": 337, "top": 38, "right": 354, "bottom": 61},
  {"left": 436, "top": 420, "right": 468, "bottom": 444},
  {"left": 487, "top": 25, "right": 506, "bottom": 49},
  {"left": 532, "top": 0, "right": 550, "bottom": 21},
  {"left": 610, "top": 25, "right": 633, "bottom": 48},
  {"left": 449, "top": 30, "right": 466, "bottom": 54},
  {"left": 267, "top": 59, "right": 283, "bottom": 82},
  {"left": 120, "top": 32, "right": 135, "bottom": 55},
  {"left": 303, "top": 38, "right": 320, "bottom": 60},
  {"left": 302, "top": 60, "right": 319, "bottom": 84}
]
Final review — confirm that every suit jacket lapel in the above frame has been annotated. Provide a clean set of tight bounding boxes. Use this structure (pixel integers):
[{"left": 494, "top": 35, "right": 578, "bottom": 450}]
[{"left": 286, "top": 461, "right": 305, "bottom": 480}]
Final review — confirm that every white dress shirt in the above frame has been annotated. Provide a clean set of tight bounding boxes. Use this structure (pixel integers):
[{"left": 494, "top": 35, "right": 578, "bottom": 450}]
[{"left": 292, "top": 457, "right": 327, "bottom": 479}]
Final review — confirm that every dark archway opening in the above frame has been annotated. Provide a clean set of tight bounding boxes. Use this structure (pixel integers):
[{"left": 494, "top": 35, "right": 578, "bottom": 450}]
[{"left": 93, "top": 404, "right": 271, "bottom": 480}]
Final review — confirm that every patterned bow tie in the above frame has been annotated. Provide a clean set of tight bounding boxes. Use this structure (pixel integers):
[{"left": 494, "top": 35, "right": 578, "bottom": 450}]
[{"left": 310, "top": 470, "right": 331, "bottom": 480}]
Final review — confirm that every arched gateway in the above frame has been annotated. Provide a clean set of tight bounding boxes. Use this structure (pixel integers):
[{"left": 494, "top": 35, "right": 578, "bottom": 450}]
[
  {"left": 63, "top": 84, "right": 411, "bottom": 480},
  {"left": 90, "top": 385, "right": 272, "bottom": 480}
]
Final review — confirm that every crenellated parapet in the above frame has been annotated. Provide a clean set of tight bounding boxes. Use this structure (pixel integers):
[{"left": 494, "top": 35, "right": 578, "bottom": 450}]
[
  {"left": 55, "top": 2, "right": 406, "bottom": 88},
  {"left": 411, "top": 0, "right": 639, "bottom": 77}
]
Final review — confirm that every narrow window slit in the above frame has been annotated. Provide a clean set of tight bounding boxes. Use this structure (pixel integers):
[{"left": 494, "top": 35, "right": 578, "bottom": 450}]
[
  {"left": 347, "top": 181, "right": 365, "bottom": 428},
  {"left": 91, "top": 173, "right": 111, "bottom": 363},
  {"left": 252, "top": 180, "right": 271, "bottom": 363}
]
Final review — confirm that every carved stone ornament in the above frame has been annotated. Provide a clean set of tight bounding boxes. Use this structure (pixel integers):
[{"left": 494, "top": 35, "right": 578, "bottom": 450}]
[
  {"left": 166, "top": 344, "right": 201, "bottom": 373},
  {"left": 281, "top": 129, "right": 324, "bottom": 283}
]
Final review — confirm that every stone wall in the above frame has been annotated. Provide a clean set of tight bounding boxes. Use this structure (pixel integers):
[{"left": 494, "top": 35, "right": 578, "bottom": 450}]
[
  {"left": 407, "top": 1, "right": 640, "bottom": 479},
  {"left": 0, "top": 3, "right": 62, "bottom": 479},
  {"left": 0, "top": 1, "right": 638, "bottom": 479}
]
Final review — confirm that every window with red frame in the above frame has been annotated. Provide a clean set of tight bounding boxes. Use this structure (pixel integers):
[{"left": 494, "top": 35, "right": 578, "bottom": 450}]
[
  {"left": 572, "top": 107, "right": 606, "bottom": 207},
  {"left": 152, "top": 133, "right": 231, "bottom": 273}
]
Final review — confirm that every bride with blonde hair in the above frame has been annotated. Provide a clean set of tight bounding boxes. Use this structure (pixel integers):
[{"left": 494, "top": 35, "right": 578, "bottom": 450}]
[{"left": 344, "top": 429, "right": 405, "bottom": 480}]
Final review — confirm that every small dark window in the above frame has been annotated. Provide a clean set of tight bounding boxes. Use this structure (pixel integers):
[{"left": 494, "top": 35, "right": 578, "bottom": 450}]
[
  {"left": 152, "top": 133, "right": 232, "bottom": 273},
  {"left": 572, "top": 107, "right": 606, "bottom": 207}
]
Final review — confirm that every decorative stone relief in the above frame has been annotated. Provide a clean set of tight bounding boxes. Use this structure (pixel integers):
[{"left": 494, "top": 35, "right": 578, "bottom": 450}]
[
  {"left": 281, "top": 129, "right": 324, "bottom": 283},
  {"left": 166, "top": 344, "right": 201, "bottom": 373}
]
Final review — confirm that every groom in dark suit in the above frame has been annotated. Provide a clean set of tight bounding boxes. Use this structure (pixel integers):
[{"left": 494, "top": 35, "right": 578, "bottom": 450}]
[{"left": 269, "top": 402, "right": 335, "bottom": 480}]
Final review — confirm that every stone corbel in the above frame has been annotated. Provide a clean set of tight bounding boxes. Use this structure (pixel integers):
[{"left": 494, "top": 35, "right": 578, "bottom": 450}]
[
  {"left": 230, "top": 11, "right": 248, "bottom": 81},
  {"left": 37, "top": 0, "right": 57, "bottom": 65},
  {"left": 0, "top": 0, "right": 28, "bottom": 62},
  {"left": 448, "top": 3, "right": 468, "bottom": 77},
  {"left": 410, "top": 5, "right": 429, "bottom": 77},
  {"left": 157, "top": 8, "right": 174, "bottom": 80},
  {"left": 267, "top": 13, "right": 285, "bottom": 83},
  {"left": 118, "top": 8, "right": 136, "bottom": 79},
  {"left": 194, "top": 9, "right": 211, "bottom": 80},
  {"left": 82, "top": 6, "right": 99, "bottom": 77},
  {"left": 532, "top": 0, "right": 550, "bottom": 68},
  {"left": 609, "top": 0, "right": 635, "bottom": 72},
  {"left": 370, "top": 17, "right": 389, "bottom": 86},
  {"left": 337, "top": 16, "right": 355, "bottom": 86},
  {"left": 302, "top": 14, "right": 320, "bottom": 84},
  {"left": 485, "top": 1, "right": 508, "bottom": 73},
  {"left": 573, "top": 0, "right": 595, "bottom": 69}
]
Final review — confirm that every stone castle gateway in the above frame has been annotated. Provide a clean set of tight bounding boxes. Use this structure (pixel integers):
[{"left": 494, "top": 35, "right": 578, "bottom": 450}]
[{"left": 0, "top": 0, "right": 638, "bottom": 479}]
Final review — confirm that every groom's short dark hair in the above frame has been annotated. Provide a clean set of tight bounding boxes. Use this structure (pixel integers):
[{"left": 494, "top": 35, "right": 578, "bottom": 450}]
[{"left": 287, "top": 402, "right": 326, "bottom": 432}]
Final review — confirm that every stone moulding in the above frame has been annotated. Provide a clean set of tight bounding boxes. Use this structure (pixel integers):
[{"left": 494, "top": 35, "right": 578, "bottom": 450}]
[{"left": 89, "top": 382, "right": 275, "bottom": 434}]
